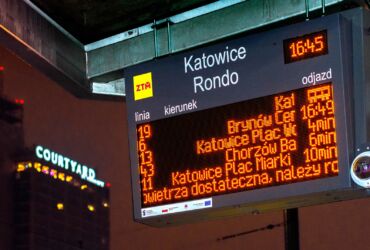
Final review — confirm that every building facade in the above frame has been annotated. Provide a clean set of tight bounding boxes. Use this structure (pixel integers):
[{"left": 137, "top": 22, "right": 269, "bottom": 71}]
[
  {"left": 15, "top": 160, "right": 110, "bottom": 250},
  {"left": 0, "top": 68, "right": 24, "bottom": 249},
  {"left": 0, "top": 70, "right": 109, "bottom": 249}
]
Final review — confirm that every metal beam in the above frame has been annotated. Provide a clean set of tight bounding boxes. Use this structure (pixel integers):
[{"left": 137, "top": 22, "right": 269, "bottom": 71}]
[
  {"left": 0, "top": 0, "right": 350, "bottom": 98},
  {"left": 86, "top": 0, "right": 345, "bottom": 89},
  {"left": 0, "top": 0, "right": 89, "bottom": 97}
]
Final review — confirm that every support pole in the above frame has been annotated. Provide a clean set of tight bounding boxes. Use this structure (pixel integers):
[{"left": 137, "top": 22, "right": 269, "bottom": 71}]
[
  {"left": 167, "top": 19, "right": 172, "bottom": 53},
  {"left": 284, "top": 208, "right": 300, "bottom": 250},
  {"left": 305, "top": 0, "right": 310, "bottom": 20},
  {"left": 322, "top": 0, "right": 326, "bottom": 15},
  {"left": 153, "top": 19, "right": 158, "bottom": 58}
]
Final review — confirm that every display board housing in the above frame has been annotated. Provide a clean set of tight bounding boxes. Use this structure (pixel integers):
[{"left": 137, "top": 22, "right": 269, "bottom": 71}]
[{"left": 125, "top": 12, "right": 357, "bottom": 226}]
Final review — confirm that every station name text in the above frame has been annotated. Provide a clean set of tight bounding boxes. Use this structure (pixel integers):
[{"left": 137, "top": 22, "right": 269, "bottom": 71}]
[{"left": 184, "top": 46, "right": 247, "bottom": 93}]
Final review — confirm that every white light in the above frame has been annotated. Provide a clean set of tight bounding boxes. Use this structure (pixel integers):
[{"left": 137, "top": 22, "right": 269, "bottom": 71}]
[
  {"left": 351, "top": 151, "right": 370, "bottom": 188},
  {"left": 92, "top": 79, "right": 125, "bottom": 96}
]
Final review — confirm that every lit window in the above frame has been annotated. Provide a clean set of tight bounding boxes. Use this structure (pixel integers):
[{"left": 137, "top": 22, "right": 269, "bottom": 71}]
[
  {"left": 50, "top": 169, "right": 57, "bottom": 177},
  {"left": 56, "top": 203, "right": 64, "bottom": 210},
  {"left": 34, "top": 162, "right": 41, "bottom": 172},
  {"left": 41, "top": 166, "right": 49, "bottom": 174},
  {"left": 87, "top": 204, "right": 95, "bottom": 212},
  {"left": 58, "top": 172, "right": 65, "bottom": 181},
  {"left": 17, "top": 163, "right": 26, "bottom": 172},
  {"left": 66, "top": 176, "right": 73, "bottom": 182}
]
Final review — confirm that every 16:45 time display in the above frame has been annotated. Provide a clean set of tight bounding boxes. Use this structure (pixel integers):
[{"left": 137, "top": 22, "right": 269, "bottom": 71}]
[{"left": 284, "top": 30, "right": 328, "bottom": 63}]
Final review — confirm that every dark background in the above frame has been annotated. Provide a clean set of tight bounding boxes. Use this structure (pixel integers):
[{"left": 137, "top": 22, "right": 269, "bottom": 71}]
[{"left": 1, "top": 43, "right": 370, "bottom": 249}]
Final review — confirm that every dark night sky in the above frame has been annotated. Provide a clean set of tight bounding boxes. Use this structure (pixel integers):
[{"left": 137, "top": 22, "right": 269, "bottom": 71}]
[{"left": 2, "top": 44, "right": 370, "bottom": 250}]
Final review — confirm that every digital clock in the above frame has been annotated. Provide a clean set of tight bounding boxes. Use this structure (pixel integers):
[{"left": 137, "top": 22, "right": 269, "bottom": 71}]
[{"left": 284, "top": 30, "right": 328, "bottom": 63}]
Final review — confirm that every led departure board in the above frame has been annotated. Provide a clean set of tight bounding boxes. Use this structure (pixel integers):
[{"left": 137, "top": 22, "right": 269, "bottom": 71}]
[
  {"left": 125, "top": 13, "right": 355, "bottom": 226},
  {"left": 138, "top": 83, "right": 338, "bottom": 208}
]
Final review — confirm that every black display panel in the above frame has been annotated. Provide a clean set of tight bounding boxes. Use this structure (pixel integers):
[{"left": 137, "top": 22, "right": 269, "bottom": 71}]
[{"left": 138, "top": 83, "right": 338, "bottom": 208}]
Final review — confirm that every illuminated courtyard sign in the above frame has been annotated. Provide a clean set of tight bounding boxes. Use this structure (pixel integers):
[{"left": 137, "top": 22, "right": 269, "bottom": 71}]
[{"left": 35, "top": 145, "right": 105, "bottom": 187}]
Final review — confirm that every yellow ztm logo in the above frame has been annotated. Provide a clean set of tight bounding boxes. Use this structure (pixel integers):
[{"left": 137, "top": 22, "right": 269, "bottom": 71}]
[{"left": 133, "top": 72, "right": 153, "bottom": 101}]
